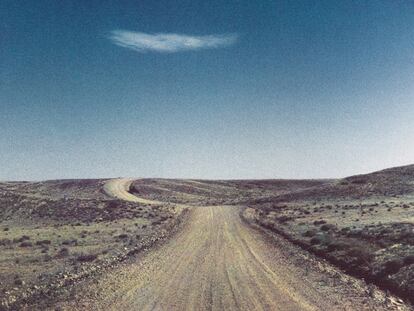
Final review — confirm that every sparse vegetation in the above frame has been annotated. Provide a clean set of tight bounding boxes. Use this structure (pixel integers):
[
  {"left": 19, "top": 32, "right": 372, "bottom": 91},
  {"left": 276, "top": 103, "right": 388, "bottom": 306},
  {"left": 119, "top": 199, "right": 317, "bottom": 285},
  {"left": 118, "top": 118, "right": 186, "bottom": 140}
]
[
  {"left": 2, "top": 166, "right": 414, "bottom": 308},
  {"left": 244, "top": 164, "right": 414, "bottom": 304},
  {"left": 0, "top": 179, "right": 187, "bottom": 309}
]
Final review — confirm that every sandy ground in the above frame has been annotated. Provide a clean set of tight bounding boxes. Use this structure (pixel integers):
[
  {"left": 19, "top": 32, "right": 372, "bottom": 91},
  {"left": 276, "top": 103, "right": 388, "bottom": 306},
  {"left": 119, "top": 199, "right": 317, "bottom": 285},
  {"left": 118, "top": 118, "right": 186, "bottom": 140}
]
[{"left": 54, "top": 179, "right": 410, "bottom": 310}]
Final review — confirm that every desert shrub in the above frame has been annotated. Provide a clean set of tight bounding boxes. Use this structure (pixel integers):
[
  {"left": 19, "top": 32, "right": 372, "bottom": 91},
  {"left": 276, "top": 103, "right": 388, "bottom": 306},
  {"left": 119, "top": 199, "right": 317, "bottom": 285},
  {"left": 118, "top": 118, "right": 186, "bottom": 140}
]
[
  {"left": 0, "top": 238, "right": 12, "bottom": 246},
  {"left": 403, "top": 255, "right": 414, "bottom": 265},
  {"left": 19, "top": 241, "right": 33, "bottom": 247},
  {"left": 303, "top": 230, "right": 317, "bottom": 237},
  {"left": 326, "top": 241, "right": 347, "bottom": 252},
  {"left": 15, "top": 235, "right": 31, "bottom": 243},
  {"left": 382, "top": 259, "right": 404, "bottom": 276},
  {"left": 313, "top": 220, "right": 326, "bottom": 225},
  {"left": 320, "top": 224, "right": 336, "bottom": 231},
  {"left": 347, "top": 246, "right": 373, "bottom": 264},
  {"left": 310, "top": 237, "right": 322, "bottom": 245},
  {"left": 61, "top": 239, "right": 72, "bottom": 245},
  {"left": 116, "top": 234, "right": 128, "bottom": 239},
  {"left": 57, "top": 247, "right": 69, "bottom": 257},
  {"left": 107, "top": 200, "right": 122, "bottom": 209},
  {"left": 3, "top": 227, "right": 9, "bottom": 231},
  {"left": 276, "top": 215, "right": 292, "bottom": 223},
  {"left": 348, "top": 229, "right": 363, "bottom": 238},
  {"left": 149, "top": 218, "right": 160, "bottom": 225},
  {"left": 77, "top": 254, "right": 97, "bottom": 262},
  {"left": 36, "top": 239, "right": 51, "bottom": 246}
]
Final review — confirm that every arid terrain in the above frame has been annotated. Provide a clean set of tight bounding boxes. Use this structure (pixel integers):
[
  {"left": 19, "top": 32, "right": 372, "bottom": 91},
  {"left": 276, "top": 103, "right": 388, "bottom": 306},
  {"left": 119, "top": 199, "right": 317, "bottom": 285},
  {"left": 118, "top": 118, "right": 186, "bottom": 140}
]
[{"left": 1, "top": 165, "right": 414, "bottom": 310}]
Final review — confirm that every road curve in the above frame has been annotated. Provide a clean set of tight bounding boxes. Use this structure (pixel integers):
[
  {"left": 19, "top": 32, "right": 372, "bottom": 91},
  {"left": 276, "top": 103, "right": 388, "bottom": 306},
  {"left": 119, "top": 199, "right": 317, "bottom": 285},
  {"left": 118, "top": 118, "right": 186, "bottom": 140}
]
[
  {"left": 103, "top": 178, "right": 163, "bottom": 205},
  {"left": 57, "top": 202, "right": 405, "bottom": 311}
]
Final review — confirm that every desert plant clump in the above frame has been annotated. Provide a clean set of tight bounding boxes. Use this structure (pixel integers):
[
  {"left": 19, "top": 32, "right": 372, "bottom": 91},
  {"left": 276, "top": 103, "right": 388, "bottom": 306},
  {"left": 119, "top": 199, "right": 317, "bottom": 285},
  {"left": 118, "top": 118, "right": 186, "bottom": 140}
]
[
  {"left": 19, "top": 241, "right": 33, "bottom": 247},
  {"left": 116, "top": 233, "right": 128, "bottom": 240},
  {"left": 57, "top": 247, "right": 70, "bottom": 258},
  {"left": 76, "top": 254, "right": 98, "bottom": 262},
  {"left": 36, "top": 240, "right": 51, "bottom": 246},
  {"left": 381, "top": 259, "right": 404, "bottom": 276},
  {"left": 403, "top": 255, "right": 414, "bottom": 265},
  {"left": 320, "top": 224, "right": 336, "bottom": 231},
  {"left": 310, "top": 237, "right": 322, "bottom": 245},
  {"left": 303, "top": 230, "right": 317, "bottom": 237}
]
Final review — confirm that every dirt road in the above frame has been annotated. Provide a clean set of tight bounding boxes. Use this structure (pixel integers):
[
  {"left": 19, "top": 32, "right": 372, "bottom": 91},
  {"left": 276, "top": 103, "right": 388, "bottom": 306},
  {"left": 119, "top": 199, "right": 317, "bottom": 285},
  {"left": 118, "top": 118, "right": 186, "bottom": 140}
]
[
  {"left": 103, "top": 178, "right": 162, "bottom": 205},
  {"left": 57, "top": 183, "right": 409, "bottom": 311}
]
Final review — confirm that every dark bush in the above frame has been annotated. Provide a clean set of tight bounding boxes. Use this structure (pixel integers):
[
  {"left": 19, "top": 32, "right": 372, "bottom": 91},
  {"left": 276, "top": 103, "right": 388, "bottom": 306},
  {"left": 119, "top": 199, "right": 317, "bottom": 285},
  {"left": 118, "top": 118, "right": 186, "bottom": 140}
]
[
  {"left": 347, "top": 246, "right": 373, "bottom": 264},
  {"left": 310, "top": 237, "right": 322, "bottom": 245},
  {"left": 77, "top": 254, "right": 98, "bottom": 262},
  {"left": 326, "top": 241, "right": 347, "bottom": 252},
  {"left": 19, "top": 241, "right": 32, "bottom": 247},
  {"left": 36, "top": 240, "right": 51, "bottom": 246},
  {"left": 320, "top": 224, "right": 336, "bottom": 231},
  {"left": 403, "top": 255, "right": 414, "bottom": 265},
  {"left": 16, "top": 235, "right": 31, "bottom": 243},
  {"left": 107, "top": 200, "right": 122, "bottom": 209},
  {"left": 277, "top": 215, "right": 292, "bottom": 223},
  {"left": 57, "top": 247, "right": 69, "bottom": 257},
  {"left": 382, "top": 259, "right": 404, "bottom": 275},
  {"left": 303, "top": 230, "right": 317, "bottom": 237},
  {"left": 0, "top": 238, "right": 11, "bottom": 246}
]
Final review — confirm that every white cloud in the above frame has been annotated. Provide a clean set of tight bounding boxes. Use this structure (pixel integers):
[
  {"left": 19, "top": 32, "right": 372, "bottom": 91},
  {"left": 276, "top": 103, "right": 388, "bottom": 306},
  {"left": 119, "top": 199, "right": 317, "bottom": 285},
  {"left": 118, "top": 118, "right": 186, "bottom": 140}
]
[{"left": 109, "top": 30, "right": 238, "bottom": 53}]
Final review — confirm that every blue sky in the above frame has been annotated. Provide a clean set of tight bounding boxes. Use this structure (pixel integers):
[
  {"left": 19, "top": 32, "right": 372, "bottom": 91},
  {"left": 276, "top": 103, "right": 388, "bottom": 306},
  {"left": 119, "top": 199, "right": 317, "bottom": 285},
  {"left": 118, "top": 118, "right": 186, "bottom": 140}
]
[{"left": 1, "top": 1, "right": 414, "bottom": 180}]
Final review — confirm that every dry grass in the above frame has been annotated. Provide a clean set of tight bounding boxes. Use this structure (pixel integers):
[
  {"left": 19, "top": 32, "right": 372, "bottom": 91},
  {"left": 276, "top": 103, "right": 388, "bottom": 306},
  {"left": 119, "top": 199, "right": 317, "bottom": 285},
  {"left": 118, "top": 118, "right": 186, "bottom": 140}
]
[
  {"left": 0, "top": 180, "right": 184, "bottom": 308},
  {"left": 245, "top": 165, "right": 414, "bottom": 303}
]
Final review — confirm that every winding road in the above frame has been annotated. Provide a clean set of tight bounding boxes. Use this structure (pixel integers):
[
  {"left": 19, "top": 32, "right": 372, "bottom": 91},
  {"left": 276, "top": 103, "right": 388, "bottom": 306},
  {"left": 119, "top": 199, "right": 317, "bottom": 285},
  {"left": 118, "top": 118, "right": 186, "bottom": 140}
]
[
  {"left": 103, "top": 178, "right": 162, "bottom": 205},
  {"left": 59, "top": 179, "right": 408, "bottom": 311}
]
